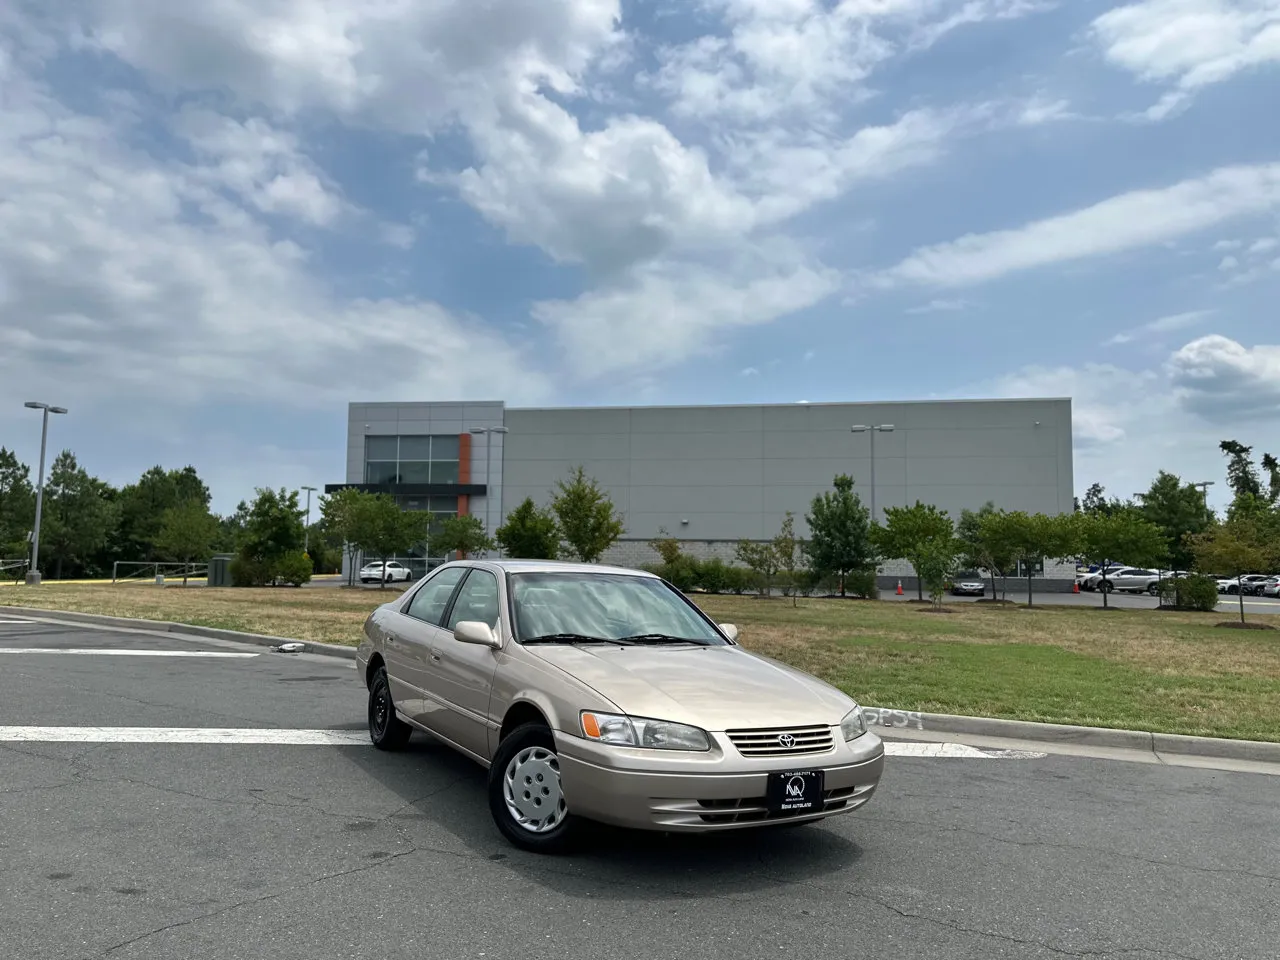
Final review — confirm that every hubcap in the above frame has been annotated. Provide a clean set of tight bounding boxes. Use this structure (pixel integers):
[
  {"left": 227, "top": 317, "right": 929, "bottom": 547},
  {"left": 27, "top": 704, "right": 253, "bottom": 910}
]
[{"left": 503, "top": 746, "right": 566, "bottom": 834}]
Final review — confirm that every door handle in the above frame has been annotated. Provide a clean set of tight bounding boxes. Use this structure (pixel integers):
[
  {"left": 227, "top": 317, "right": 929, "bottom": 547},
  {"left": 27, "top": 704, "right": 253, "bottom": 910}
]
[{"left": 430, "top": 650, "right": 442, "bottom": 662}]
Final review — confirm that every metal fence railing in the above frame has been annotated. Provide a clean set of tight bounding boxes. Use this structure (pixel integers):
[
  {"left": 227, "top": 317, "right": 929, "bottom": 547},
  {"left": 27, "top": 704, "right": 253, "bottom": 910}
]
[
  {"left": 111, "top": 562, "right": 209, "bottom": 584},
  {"left": 1, "top": 559, "right": 29, "bottom": 582}
]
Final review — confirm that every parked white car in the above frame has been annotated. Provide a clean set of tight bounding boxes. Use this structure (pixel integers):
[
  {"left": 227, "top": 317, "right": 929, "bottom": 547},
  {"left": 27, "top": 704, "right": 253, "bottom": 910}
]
[
  {"left": 360, "top": 560, "right": 412, "bottom": 584},
  {"left": 1262, "top": 578, "right": 1280, "bottom": 598}
]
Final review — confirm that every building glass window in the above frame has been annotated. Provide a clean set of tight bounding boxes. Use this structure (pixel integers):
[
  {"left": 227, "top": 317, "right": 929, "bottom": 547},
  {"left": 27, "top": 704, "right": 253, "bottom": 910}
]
[{"left": 363, "top": 435, "right": 465, "bottom": 489}]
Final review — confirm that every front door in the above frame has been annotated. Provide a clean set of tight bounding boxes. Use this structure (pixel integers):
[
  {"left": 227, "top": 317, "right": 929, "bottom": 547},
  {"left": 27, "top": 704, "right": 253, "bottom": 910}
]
[
  {"left": 425, "top": 567, "right": 502, "bottom": 760},
  {"left": 388, "top": 565, "right": 467, "bottom": 728}
]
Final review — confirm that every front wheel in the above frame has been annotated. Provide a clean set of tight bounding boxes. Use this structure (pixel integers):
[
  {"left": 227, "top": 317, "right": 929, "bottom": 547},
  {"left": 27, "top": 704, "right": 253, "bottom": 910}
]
[
  {"left": 368, "top": 666, "right": 412, "bottom": 750},
  {"left": 1147, "top": 583, "right": 1160, "bottom": 596},
  {"left": 488, "top": 723, "right": 578, "bottom": 854}
]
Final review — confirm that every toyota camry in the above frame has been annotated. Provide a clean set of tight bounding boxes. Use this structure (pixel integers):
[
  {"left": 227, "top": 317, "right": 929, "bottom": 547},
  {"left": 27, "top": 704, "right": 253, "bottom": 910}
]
[{"left": 356, "top": 559, "right": 885, "bottom": 852}]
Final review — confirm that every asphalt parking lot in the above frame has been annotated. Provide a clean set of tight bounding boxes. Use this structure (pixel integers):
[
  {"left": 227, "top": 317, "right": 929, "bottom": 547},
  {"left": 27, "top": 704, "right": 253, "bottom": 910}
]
[{"left": 3, "top": 618, "right": 1278, "bottom": 960}]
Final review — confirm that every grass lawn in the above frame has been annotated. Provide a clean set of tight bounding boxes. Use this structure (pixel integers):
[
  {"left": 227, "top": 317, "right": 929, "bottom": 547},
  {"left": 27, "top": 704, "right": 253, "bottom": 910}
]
[{"left": 4, "top": 583, "right": 1280, "bottom": 742}]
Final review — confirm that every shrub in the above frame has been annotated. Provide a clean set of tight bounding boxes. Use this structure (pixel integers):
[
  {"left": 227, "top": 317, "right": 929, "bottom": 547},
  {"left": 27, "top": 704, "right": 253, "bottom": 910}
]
[
  {"left": 229, "top": 555, "right": 271, "bottom": 587},
  {"left": 277, "top": 551, "right": 314, "bottom": 587},
  {"left": 794, "top": 568, "right": 824, "bottom": 597},
  {"left": 724, "top": 565, "right": 756, "bottom": 595},
  {"left": 660, "top": 556, "right": 700, "bottom": 592},
  {"left": 1159, "top": 574, "right": 1219, "bottom": 612},
  {"left": 845, "top": 568, "right": 879, "bottom": 599},
  {"left": 698, "top": 558, "right": 731, "bottom": 594}
]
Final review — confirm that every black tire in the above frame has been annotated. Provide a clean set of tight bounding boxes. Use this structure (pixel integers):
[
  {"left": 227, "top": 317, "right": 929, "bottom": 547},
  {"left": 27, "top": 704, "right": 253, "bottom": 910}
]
[
  {"left": 368, "top": 666, "right": 412, "bottom": 750},
  {"left": 488, "top": 722, "right": 578, "bottom": 854},
  {"left": 1147, "top": 583, "right": 1160, "bottom": 596},
  {"left": 1100, "top": 581, "right": 1113, "bottom": 593}
]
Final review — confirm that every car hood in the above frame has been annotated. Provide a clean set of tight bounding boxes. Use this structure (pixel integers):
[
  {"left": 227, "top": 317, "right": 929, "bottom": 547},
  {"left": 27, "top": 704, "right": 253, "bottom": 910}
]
[{"left": 525, "top": 644, "right": 853, "bottom": 730}]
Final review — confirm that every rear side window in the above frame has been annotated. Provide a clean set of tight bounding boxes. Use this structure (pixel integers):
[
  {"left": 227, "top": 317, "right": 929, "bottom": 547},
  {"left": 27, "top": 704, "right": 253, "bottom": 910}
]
[{"left": 404, "top": 567, "right": 467, "bottom": 625}]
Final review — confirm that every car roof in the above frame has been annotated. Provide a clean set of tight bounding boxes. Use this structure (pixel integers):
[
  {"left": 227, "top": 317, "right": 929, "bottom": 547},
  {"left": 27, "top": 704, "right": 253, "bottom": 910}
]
[{"left": 436, "top": 558, "right": 658, "bottom": 578}]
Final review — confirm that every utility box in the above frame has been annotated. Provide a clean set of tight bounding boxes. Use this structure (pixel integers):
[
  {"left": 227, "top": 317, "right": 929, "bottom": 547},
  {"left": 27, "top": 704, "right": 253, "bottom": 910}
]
[{"left": 208, "top": 554, "right": 235, "bottom": 588}]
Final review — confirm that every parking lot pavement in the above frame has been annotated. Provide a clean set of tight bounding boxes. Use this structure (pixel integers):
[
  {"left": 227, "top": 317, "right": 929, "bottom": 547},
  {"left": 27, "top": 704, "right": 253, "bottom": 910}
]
[{"left": 3, "top": 620, "right": 1278, "bottom": 960}]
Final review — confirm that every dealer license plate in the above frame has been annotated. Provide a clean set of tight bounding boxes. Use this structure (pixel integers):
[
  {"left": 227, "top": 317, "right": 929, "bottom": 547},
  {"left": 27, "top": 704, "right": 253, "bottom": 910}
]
[{"left": 766, "top": 770, "right": 825, "bottom": 816}]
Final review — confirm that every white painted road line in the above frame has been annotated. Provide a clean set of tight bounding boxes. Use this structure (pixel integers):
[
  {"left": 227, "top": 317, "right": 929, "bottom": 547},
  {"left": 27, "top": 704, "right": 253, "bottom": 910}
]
[
  {"left": 0, "top": 727, "right": 368, "bottom": 744},
  {"left": 0, "top": 619, "right": 37, "bottom": 624},
  {"left": 0, "top": 649, "right": 259, "bottom": 658},
  {"left": 0, "top": 727, "right": 1044, "bottom": 754},
  {"left": 885, "top": 742, "right": 1047, "bottom": 759}
]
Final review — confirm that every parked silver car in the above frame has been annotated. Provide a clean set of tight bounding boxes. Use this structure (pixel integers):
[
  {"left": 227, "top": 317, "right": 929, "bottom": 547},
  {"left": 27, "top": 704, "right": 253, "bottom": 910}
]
[{"left": 356, "top": 560, "right": 885, "bottom": 852}]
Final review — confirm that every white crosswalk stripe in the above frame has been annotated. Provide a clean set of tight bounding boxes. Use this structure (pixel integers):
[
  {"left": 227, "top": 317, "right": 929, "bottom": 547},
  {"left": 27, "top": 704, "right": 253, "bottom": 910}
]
[{"left": 0, "top": 649, "right": 258, "bottom": 658}]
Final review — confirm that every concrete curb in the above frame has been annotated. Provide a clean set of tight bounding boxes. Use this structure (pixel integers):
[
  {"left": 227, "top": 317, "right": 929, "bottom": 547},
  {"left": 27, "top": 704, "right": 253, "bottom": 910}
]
[
  {"left": 0, "top": 606, "right": 358, "bottom": 660},
  {"left": 862, "top": 706, "right": 1280, "bottom": 765}
]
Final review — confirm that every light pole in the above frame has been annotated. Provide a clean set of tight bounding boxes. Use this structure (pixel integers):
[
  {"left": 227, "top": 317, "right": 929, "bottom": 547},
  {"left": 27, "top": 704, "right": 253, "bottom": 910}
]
[
  {"left": 469, "top": 426, "right": 509, "bottom": 553},
  {"left": 851, "top": 424, "right": 894, "bottom": 523},
  {"left": 23, "top": 401, "right": 68, "bottom": 586},
  {"left": 301, "top": 486, "right": 317, "bottom": 555}
]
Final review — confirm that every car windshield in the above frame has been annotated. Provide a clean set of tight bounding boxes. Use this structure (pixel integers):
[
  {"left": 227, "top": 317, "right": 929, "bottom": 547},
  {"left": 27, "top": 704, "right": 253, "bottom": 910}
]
[{"left": 509, "top": 572, "right": 727, "bottom": 645}]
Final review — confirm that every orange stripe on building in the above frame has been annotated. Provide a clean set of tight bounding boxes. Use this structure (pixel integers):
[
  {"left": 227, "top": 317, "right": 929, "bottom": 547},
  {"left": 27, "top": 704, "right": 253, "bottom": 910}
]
[{"left": 457, "top": 432, "right": 471, "bottom": 516}]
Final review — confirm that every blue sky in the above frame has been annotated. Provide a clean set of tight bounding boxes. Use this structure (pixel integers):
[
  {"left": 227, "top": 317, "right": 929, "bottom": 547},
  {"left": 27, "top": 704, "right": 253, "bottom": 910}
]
[{"left": 1, "top": 0, "right": 1278, "bottom": 515}]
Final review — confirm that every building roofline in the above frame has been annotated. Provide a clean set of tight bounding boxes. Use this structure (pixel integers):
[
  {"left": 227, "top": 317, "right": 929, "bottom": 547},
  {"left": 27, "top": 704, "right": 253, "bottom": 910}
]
[{"left": 348, "top": 396, "right": 1072, "bottom": 412}]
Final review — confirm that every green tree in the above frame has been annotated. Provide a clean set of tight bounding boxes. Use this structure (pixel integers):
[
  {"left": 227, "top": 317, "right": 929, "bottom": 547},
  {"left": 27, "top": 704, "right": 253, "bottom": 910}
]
[
  {"left": 115, "top": 465, "right": 212, "bottom": 561},
  {"left": 1188, "top": 518, "right": 1275, "bottom": 624},
  {"left": 432, "top": 514, "right": 495, "bottom": 559},
  {"left": 496, "top": 498, "right": 560, "bottom": 560},
  {"left": 550, "top": 466, "right": 625, "bottom": 563},
  {"left": 874, "top": 501, "right": 955, "bottom": 601},
  {"left": 232, "top": 487, "right": 307, "bottom": 585},
  {"left": 804, "top": 474, "right": 877, "bottom": 597},
  {"left": 1139, "top": 471, "right": 1216, "bottom": 572},
  {"left": 981, "top": 511, "right": 1080, "bottom": 607},
  {"left": 1076, "top": 511, "right": 1169, "bottom": 608},
  {"left": 648, "top": 527, "right": 683, "bottom": 566},
  {"left": 1220, "top": 440, "right": 1263, "bottom": 502},
  {"left": 40, "top": 451, "right": 117, "bottom": 579},
  {"left": 358, "top": 495, "right": 433, "bottom": 589},
  {"left": 773, "top": 512, "right": 802, "bottom": 603},
  {"left": 320, "top": 487, "right": 372, "bottom": 585},
  {"left": 155, "top": 500, "right": 220, "bottom": 585},
  {"left": 1262, "top": 453, "right": 1280, "bottom": 504},
  {"left": 957, "top": 501, "right": 1014, "bottom": 600},
  {"left": 0, "top": 447, "right": 35, "bottom": 561},
  {"left": 735, "top": 539, "right": 780, "bottom": 596},
  {"left": 214, "top": 500, "right": 250, "bottom": 554},
  {"left": 913, "top": 534, "right": 962, "bottom": 609}
]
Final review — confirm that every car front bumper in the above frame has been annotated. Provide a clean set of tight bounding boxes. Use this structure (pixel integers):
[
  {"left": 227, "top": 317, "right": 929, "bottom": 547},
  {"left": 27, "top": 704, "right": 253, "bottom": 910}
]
[
  {"left": 952, "top": 585, "right": 985, "bottom": 595},
  {"left": 555, "top": 729, "right": 885, "bottom": 832}
]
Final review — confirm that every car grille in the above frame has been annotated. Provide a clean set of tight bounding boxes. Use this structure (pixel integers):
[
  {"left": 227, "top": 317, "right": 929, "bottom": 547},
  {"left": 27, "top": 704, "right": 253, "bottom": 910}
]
[
  {"left": 725, "top": 724, "right": 834, "bottom": 757},
  {"left": 693, "top": 785, "right": 866, "bottom": 824}
]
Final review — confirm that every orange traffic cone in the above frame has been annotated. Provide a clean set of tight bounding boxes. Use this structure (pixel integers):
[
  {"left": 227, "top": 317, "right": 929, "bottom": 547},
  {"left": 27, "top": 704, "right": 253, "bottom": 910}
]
[
  {"left": 896, "top": 580, "right": 904, "bottom": 596},
  {"left": 1073, "top": 582, "right": 1080, "bottom": 594}
]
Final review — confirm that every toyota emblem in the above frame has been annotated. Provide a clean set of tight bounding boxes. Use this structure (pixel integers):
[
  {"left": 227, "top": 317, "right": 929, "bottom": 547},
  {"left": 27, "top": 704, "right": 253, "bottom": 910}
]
[{"left": 778, "top": 733, "right": 796, "bottom": 748}]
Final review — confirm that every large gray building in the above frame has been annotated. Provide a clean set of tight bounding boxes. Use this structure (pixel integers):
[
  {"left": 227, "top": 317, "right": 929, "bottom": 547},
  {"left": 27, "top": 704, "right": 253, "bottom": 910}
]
[{"left": 329, "top": 397, "right": 1075, "bottom": 584}]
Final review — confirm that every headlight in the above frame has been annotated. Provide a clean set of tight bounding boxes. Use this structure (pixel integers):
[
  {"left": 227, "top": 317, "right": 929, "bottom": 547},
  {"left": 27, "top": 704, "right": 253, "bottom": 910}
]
[
  {"left": 840, "top": 706, "right": 867, "bottom": 741},
  {"left": 580, "top": 711, "right": 711, "bottom": 751}
]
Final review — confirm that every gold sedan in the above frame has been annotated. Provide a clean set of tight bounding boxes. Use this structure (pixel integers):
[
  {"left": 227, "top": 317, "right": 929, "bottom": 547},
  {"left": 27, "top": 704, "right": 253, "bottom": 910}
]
[{"left": 357, "top": 560, "right": 884, "bottom": 853}]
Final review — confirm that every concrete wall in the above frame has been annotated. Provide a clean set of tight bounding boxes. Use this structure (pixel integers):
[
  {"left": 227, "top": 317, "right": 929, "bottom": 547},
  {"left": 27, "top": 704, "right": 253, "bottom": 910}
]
[{"left": 502, "top": 399, "right": 1073, "bottom": 541}]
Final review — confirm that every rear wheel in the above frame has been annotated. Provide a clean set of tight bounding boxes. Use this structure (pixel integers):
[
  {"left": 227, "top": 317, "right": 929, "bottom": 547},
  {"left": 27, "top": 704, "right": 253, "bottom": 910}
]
[
  {"left": 368, "top": 666, "right": 412, "bottom": 750},
  {"left": 1147, "top": 583, "right": 1160, "bottom": 596},
  {"left": 488, "top": 723, "right": 578, "bottom": 854}
]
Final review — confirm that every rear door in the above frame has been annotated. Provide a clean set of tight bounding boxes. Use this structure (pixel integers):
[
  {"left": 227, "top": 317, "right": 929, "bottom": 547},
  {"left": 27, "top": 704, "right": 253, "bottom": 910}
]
[{"left": 384, "top": 565, "right": 468, "bottom": 727}]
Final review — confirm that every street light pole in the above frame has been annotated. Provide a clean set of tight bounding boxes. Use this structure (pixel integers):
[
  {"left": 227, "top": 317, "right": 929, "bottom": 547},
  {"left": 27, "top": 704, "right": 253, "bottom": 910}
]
[
  {"left": 469, "top": 426, "right": 509, "bottom": 557},
  {"left": 23, "top": 401, "right": 68, "bottom": 586},
  {"left": 851, "top": 424, "right": 895, "bottom": 523},
  {"left": 301, "top": 486, "right": 317, "bottom": 555}
]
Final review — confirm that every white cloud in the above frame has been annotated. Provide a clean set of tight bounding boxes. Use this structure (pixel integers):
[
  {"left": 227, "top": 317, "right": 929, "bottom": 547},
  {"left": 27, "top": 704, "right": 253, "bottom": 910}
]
[
  {"left": 1219, "top": 254, "right": 1240, "bottom": 270},
  {"left": 1168, "top": 334, "right": 1280, "bottom": 417},
  {"left": 1016, "top": 96, "right": 1075, "bottom": 125},
  {"left": 1213, "top": 238, "right": 1243, "bottom": 250},
  {"left": 532, "top": 257, "right": 839, "bottom": 376},
  {"left": 1106, "top": 309, "right": 1213, "bottom": 346},
  {"left": 740, "top": 366, "right": 760, "bottom": 377},
  {"left": 1249, "top": 236, "right": 1279, "bottom": 254},
  {"left": 1092, "top": 0, "right": 1280, "bottom": 119},
  {"left": 877, "top": 162, "right": 1280, "bottom": 287},
  {"left": 906, "top": 298, "right": 971, "bottom": 314},
  {"left": 0, "top": 52, "right": 549, "bottom": 425}
]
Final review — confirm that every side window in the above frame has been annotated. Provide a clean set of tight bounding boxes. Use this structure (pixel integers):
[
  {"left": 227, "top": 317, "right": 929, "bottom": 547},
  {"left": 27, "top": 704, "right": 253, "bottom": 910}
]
[
  {"left": 446, "top": 570, "right": 501, "bottom": 631},
  {"left": 404, "top": 567, "right": 467, "bottom": 626}
]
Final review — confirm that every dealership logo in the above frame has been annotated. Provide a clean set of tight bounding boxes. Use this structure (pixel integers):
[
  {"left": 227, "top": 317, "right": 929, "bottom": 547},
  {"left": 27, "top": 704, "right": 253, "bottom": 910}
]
[
  {"left": 778, "top": 733, "right": 796, "bottom": 748},
  {"left": 785, "top": 776, "right": 806, "bottom": 798}
]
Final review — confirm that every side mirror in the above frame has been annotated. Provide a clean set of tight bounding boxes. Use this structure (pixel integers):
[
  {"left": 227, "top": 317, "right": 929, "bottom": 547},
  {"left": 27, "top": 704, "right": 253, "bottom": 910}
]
[
  {"left": 719, "top": 623, "right": 739, "bottom": 642},
  {"left": 454, "top": 621, "right": 501, "bottom": 649}
]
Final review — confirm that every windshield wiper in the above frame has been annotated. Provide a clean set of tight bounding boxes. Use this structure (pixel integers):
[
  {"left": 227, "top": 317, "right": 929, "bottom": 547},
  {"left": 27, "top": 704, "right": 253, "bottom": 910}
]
[
  {"left": 614, "top": 634, "right": 711, "bottom": 645},
  {"left": 522, "top": 633, "right": 634, "bottom": 646}
]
